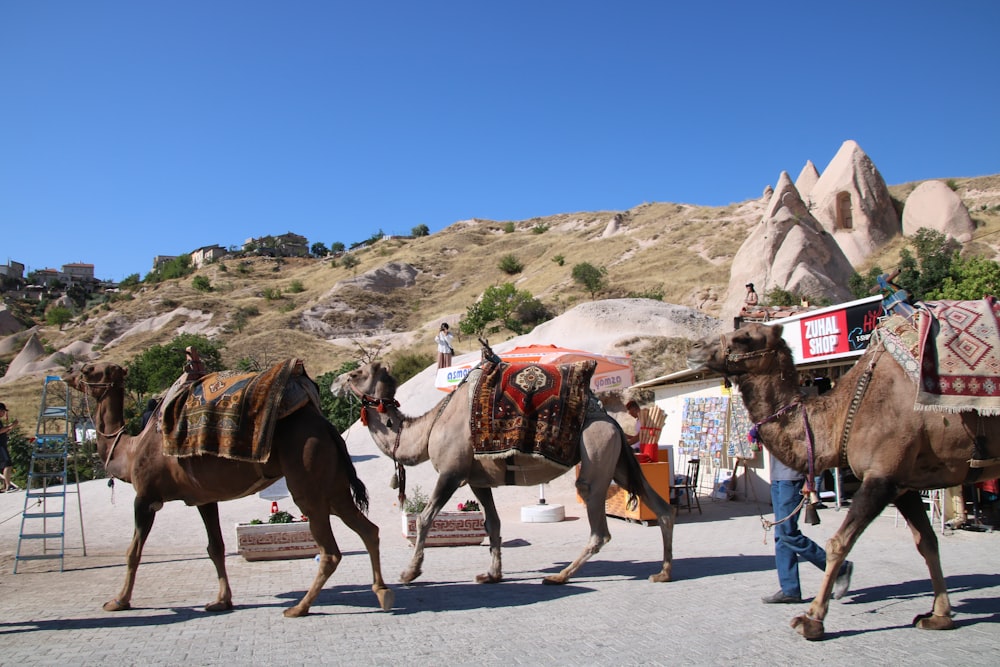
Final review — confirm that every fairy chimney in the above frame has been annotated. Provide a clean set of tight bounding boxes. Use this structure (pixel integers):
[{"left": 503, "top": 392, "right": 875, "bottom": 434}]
[
  {"left": 807, "top": 140, "right": 901, "bottom": 267},
  {"left": 902, "top": 180, "right": 975, "bottom": 242},
  {"left": 794, "top": 160, "right": 820, "bottom": 199},
  {"left": 722, "top": 171, "right": 855, "bottom": 323}
]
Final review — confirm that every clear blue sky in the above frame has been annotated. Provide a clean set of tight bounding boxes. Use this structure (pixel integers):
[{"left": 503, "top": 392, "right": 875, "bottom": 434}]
[{"left": 2, "top": 1, "right": 998, "bottom": 281}]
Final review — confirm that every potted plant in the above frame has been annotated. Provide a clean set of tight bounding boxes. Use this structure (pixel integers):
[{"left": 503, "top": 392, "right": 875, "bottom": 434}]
[
  {"left": 401, "top": 486, "right": 487, "bottom": 547},
  {"left": 235, "top": 507, "right": 320, "bottom": 561}
]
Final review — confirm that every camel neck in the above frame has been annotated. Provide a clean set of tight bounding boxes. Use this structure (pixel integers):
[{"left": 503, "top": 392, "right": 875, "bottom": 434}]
[{"left": 366, "top": 406, "right": 432, "bottom": 466}]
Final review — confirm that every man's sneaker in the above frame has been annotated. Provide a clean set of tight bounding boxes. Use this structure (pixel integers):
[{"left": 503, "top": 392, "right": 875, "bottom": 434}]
[
  {"left": 833, "top": 561, "right": 853, "bottom": 600},
  {"left": 761, "top": 590, "right": 802, "bottom": 604}
]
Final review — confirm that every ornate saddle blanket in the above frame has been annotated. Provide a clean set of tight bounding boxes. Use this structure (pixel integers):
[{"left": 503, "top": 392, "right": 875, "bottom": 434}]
[
  {"left": 161, "top": 358, "right": 318, "bottom": 461},
  {"left": 880, "top": 297, "right": 1000, "bottom": 415},
  {"left": 915, "top": 297, "right": 1000, "bottom": 415},
  {"left": 470, "top": 360, "right": 596, "bottom": 469}
]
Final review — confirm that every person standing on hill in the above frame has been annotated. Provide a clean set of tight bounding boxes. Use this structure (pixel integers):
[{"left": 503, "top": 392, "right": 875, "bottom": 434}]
[
  {"left": 435, "top": 323, "right": 455, "bottom": 369},
  {"left": 0, "top": 403, "right": 21, "bottom": 492}
]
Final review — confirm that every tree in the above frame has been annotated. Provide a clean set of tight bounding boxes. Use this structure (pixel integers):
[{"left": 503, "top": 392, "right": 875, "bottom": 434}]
[
  {"left": 117, "top": 273, "right": 140, "bottom": 288},
  {"left": 341, "top": 254, "right": 360, "bottom": 273},
  {"left": 46, "top": 306, "right": 73, "bottom": 330},
  {"left": 315, "top": 361, "right": 360, "bottom": 432},
  {"left": 459, "top": 283, "right": 536, "bottom": 337},
  {"left": 124, "top": 334, "right": 225, "bottom": 425},
  {"left": 412, "top": 224, "right": 430, "bottom": 237},
  {"left": 572, "top": 262, "right": 607, "bottom": 299},
  {"left": 311, "top": 242, "right": 329, "bottom": 257},
  {"left": 929, "top": 254, "right": 1000, "bottom": 300},
  {"left": 330, "top": 241, "right": 345, "bottom": 253}
]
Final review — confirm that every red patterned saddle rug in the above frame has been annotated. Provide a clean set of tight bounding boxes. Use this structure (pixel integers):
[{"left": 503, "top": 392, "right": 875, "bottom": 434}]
[
  {"left": 161, "top": 358, "right": 317, "bottom": 461},
  {"left": 470, "top": 359, "right": 597, "bottom": 469},
  {"left": 915, "top": 297, "right": 1000, "bottom": 415}
]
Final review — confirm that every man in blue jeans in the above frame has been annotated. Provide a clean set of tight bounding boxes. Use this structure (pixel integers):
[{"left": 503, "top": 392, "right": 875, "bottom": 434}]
[{"left": 763, "top": 452, "right": 853, "bottom": 603}]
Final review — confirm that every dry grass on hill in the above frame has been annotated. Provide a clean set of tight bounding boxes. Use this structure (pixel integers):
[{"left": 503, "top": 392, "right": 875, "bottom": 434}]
[{"left": 3, "top": 174, "right": 1000, "bottom": 418}]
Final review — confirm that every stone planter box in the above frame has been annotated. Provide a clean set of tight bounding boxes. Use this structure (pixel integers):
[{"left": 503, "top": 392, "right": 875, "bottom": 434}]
[
  {"left": 401, "top": 510, "right": 486, "bottom": 547},
  {"left": 235, "top": 521, "right": 320, "bottom": 561}
]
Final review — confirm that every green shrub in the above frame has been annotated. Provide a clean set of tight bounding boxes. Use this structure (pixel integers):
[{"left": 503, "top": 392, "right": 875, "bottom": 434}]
[
  {"left": 498, "top": 254, "right": 523, "bottom": 275},
  {"left": 192, "top": 275, "right": 212, "bottom": 292},
  {"left": 388, "top": 350, "right": 436, "bottom": 384}
]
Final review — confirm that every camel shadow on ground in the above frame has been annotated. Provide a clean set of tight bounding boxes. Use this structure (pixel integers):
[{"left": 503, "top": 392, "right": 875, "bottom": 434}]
[{"left": 789, "top": 572, "right": 1000, "bottom": 640}]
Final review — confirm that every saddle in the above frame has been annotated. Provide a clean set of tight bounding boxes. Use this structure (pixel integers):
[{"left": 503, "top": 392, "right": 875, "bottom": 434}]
[
  {"left": 470, "top": 359, "right": 597, "bottom": 469},
  {"left": 160, "top": 358, "right": 319, "bottom": 462}
]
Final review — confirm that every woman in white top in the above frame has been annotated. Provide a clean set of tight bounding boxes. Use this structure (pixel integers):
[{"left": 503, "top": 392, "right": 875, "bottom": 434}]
[{"left": 435, "top": 323, "right": 455, "bottom": 369}]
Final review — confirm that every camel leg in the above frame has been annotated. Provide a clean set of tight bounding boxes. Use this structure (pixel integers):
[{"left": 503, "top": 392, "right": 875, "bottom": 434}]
[
  {"left": 285, "top": 517, "right": 343, "bottom": 618},
  {"left": 792, "top": 477, "right": 895, "bottom": 640},
  {"left": 613, "top": 458, "right": 675, "bottom": 583},
  {"left": 545, "top": 458, "right": 614, "bottom": 585},
  {"left": 335, "top": 504, "right": 395, "bottom": 612},
  {"left": 105, "top": 497, "right": 158, "bottom": 612},
  {"left": 895, "top": 490, "right": 956, "bottom": 631},
  {"left": 471, "top": 486, "right": 503, "bottom": 583},
  {"left": 197, "top": 503, "right": 234, "bottom": 612},
  {"left": 401, "top": 475, "right": 462, "bottom": 584}
]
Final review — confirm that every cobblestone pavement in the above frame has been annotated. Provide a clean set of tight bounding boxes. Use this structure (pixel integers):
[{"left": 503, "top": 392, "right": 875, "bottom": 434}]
[{"left": 1, "top": 436, "right": 998, "bottom": 666}]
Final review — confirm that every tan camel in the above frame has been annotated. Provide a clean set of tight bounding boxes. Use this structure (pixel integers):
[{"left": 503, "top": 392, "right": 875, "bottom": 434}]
[
  {"left": 333, "top": 361, "right": 675, "bottom": 586},
  {"left": 688, "top": 322, "right": 1000, "bottom": 640},
  {"left": 64, "top": 362, "right": 394, "bottom": 617}
]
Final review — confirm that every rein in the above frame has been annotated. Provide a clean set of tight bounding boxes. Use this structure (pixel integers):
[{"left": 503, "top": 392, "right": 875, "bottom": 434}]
[
  {"left": 80, "top": 380, "right": 127, "bottom": 474},
  {"left": 721, "top": 334, "right": 821, "bottom": 529},
  {"left": 352, "top": 383, "right": 458, "bottom": 507}
]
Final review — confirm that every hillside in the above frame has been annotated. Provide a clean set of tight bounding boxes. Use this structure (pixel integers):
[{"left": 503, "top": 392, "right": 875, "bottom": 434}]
[{"left": 2, "top": 173, "right": 1000, "bottom": 419}]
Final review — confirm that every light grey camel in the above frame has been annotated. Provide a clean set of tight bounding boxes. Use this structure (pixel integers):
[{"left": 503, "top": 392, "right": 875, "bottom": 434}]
[
  {"left": 688, "top": 322, "right": 1000, "bottom": 640},
  {"left": 64, "top": 361, "right": 394, "bottom": 617},
  {"left": 333, "top": 360, "right": 675, "bottom": 586}
]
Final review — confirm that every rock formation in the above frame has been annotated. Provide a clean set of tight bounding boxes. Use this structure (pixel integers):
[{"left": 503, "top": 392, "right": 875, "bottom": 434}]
[
  {"left": 902, "top": 180, "right": 975, "bottom": 242},
  {"left": 794, "top": 160, "right": 820, "bottom": 199},
  {"left": 807, "top": 140, "right": 900, "bottom": 267},
  {"left": 721, "top": 171, "right": 856, "bottom": 323},
  {"left": 5, "top": 332, "right": 46, "bottom": 378}
]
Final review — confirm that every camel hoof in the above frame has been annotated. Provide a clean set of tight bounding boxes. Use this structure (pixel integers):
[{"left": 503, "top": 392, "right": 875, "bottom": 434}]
[
  {"left": 474, "top": 573, "right": 502, "bottom": 584},
  {"left": 376, "top": 588, "right": 395, "bottom": 612},
  {"left": 542, "top": 575, "right": 568, "bottom": 586},
  {"left": 913, "top": 612, "right": 955, "bottom": 630},
  {"left": 205, "top": 600, "right": 233, "bottom": 612},
  {"left": 283, "top": 605, "right": 310, "bottom": 618},
  {"left": 790, "top": 613, "right": 825, "bottom": 641},
  {"left": 648, "top": 570, "right": 672, "bottom": 583},
  {"left": 400, "top": 568, "right": 421, "bottom": 584},
  {"left": 103, "top": 599, "right": 131, "bottom": 612}
]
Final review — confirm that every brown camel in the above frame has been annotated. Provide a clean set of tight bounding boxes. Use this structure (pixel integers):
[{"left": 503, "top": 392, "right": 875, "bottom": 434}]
[
  {"left": 688, "top": 322, "right": 1000, "bottom": 640},
  {"left": 333, "top": 361, "right": 675, "bottom": 586},
  {"left": 64, "top": 362, "right": 394, "bottom": 617}
]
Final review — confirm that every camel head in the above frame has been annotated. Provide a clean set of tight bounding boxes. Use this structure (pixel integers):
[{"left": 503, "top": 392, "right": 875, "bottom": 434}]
[
  {"left": 333, "top": 362, "right": 398, "bottom": 402},
  {"left": 63, "top": 362, "right": 128, "bottom": 398},
  {"left": 688, "top": 322, "right": 791, "bottom": 378}
]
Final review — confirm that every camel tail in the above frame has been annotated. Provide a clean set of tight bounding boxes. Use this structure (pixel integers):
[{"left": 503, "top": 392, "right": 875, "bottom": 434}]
[
  {"left": 326, "top": 419, "right": 370, "bottom": 514},
  {"left": 611, "top": 419, "right": 646, "bottom": 509}
]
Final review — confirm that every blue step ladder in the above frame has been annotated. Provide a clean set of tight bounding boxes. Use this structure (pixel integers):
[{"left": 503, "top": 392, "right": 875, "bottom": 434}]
[{"left": 13, "top": 375, "right": 87, "bottom": 573}]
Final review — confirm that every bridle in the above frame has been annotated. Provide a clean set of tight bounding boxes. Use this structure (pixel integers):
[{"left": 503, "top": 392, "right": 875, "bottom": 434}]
[
  {"left": 719, "top": 334, "right": 820, "bottom": 525},
  {"left": 720, "top": 333, "right": 777, "bottom": 372},
  {"left": 78, "top": 376, "right": 127, "bottom": 472},
  {"left": 349, "top": 376, "right": 457, "bottom": 506}
]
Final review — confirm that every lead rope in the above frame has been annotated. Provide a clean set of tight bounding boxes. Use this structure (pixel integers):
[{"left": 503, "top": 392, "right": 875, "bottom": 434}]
[{"left": 750, "top": 400, "right": 820, "bottom": 539}]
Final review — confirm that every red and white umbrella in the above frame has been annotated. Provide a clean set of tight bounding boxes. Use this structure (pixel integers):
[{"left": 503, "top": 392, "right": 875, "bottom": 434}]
[{"left": 434, "top": 343, "right": 633, "bottom": 394}]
